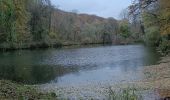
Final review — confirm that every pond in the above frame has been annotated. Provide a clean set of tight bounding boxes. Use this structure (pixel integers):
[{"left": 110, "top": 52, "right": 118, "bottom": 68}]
[{"left": 0, "top": 44, "right": 161, "bottom": 85}]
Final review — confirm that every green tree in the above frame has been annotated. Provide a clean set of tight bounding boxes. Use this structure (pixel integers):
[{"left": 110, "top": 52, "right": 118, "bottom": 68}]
[
  {"left": 0, "top": 0, "right": 16, "bottom": 43},
  {"left": 119, "top": 20, "right": 131, "bottom": 38},
  {"left": 28, "top": 0, "right": 52, "bottom": 43}
]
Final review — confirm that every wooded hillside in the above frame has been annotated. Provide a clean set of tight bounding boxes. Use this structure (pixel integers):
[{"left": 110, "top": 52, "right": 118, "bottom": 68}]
[
  {"left": 0, "top": 0, "right": 139, "bottom": 50},
  {"left": 0, "top": 0, "right": 169, "bottom": 54}
]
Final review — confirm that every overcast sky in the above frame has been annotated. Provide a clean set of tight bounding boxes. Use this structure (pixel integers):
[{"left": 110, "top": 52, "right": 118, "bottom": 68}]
[{"left": 51, "top": 0, "right": 132, "bottom": 19}]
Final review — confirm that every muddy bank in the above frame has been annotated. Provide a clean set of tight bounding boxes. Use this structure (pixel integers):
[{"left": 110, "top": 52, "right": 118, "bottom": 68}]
[{"left": 143, "top": 55, "right": 170, "bottom": 99}]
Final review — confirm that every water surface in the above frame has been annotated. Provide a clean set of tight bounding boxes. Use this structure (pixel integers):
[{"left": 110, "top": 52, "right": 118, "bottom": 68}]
[{"left": 0, "top": 44, "right": 161, "bottom": 85}]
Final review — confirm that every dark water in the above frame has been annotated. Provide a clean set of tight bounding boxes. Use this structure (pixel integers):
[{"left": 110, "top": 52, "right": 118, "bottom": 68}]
[{"left": 0, "top": 44, "right": 161, "bottom": 85}]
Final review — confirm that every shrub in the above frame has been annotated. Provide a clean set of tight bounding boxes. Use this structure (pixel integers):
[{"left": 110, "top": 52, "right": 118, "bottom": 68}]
[
  {"left": 159, "top": 39, "right": 170, "bottom": 55},
  {"left": 144, "top": 26, "right": 161, "bottom": 46}
]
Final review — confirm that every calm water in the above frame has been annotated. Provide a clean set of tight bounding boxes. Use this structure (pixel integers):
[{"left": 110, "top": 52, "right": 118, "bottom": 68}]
[{"left": 0, "top": 44, "right": 161, "bottom": 85}]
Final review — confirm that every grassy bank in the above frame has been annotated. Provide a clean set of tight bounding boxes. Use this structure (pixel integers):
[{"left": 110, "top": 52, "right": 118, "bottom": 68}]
[{"left": 0, "top": 80, "right": 56, "bottom": 100}]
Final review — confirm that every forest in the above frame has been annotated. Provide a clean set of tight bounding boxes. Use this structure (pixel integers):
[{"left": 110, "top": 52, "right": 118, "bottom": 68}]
[
  {"left": 129, "top": 0, "right": 170, "bottom": 54},
  {"left": 0, "top": 0, "right": 169, "bottom": 54},
  {"left": 0, "top": 0, "right": 134, "bottom": 49}
]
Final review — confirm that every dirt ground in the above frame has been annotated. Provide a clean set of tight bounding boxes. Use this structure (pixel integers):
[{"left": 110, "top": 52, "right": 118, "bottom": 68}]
[{"left": 143, "top": 55, "right": 170, "bottom": 99}]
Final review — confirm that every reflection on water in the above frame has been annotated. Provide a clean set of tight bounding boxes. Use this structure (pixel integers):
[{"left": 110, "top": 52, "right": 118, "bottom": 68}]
[
  {"left": 0, "top": 44, "right": 161, "bottom": 85},
  {"left": 0, "top": 65, "right": 78, "bottom": 84}
]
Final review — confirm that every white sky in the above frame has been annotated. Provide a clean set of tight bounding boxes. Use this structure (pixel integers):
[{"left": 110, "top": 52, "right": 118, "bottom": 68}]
[{"left": 51, "top": 0, "right": 132, "bottom": 19}]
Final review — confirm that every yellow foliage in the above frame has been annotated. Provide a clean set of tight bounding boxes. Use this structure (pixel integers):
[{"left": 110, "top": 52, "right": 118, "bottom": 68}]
[
  {"left": 160, "top": 0, "right": 170, "bottom": 35},
  {"left": 13, "top": 0, "right": 31, "bottom": 42}
]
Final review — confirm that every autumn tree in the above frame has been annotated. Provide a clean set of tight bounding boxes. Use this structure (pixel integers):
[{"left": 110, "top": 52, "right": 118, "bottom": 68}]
[
  {"left": 13, "top": 0, "right": 31, "bottom": 44},
  {"left": 129, "top": 0, "right": 170, "bottom": 53},
  {"left": 0, "top": 0, "right": 30, "bottom": 48},
  {"left": 159, "top": 0, "right": 170, "bottom": 36}
]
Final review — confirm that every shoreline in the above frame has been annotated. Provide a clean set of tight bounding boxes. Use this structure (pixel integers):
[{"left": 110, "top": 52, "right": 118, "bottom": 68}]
[
  {"left": 0, "top": 41, "right": 140, "bottom": 52},
  {"left": 142, "top": 55, "right": 170, "bottom": 99}
]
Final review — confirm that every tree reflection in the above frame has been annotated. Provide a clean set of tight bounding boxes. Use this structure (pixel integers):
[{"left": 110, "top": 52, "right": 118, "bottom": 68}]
[{"left": 0, "top": 65, "right": 79, "bottom": 84}]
